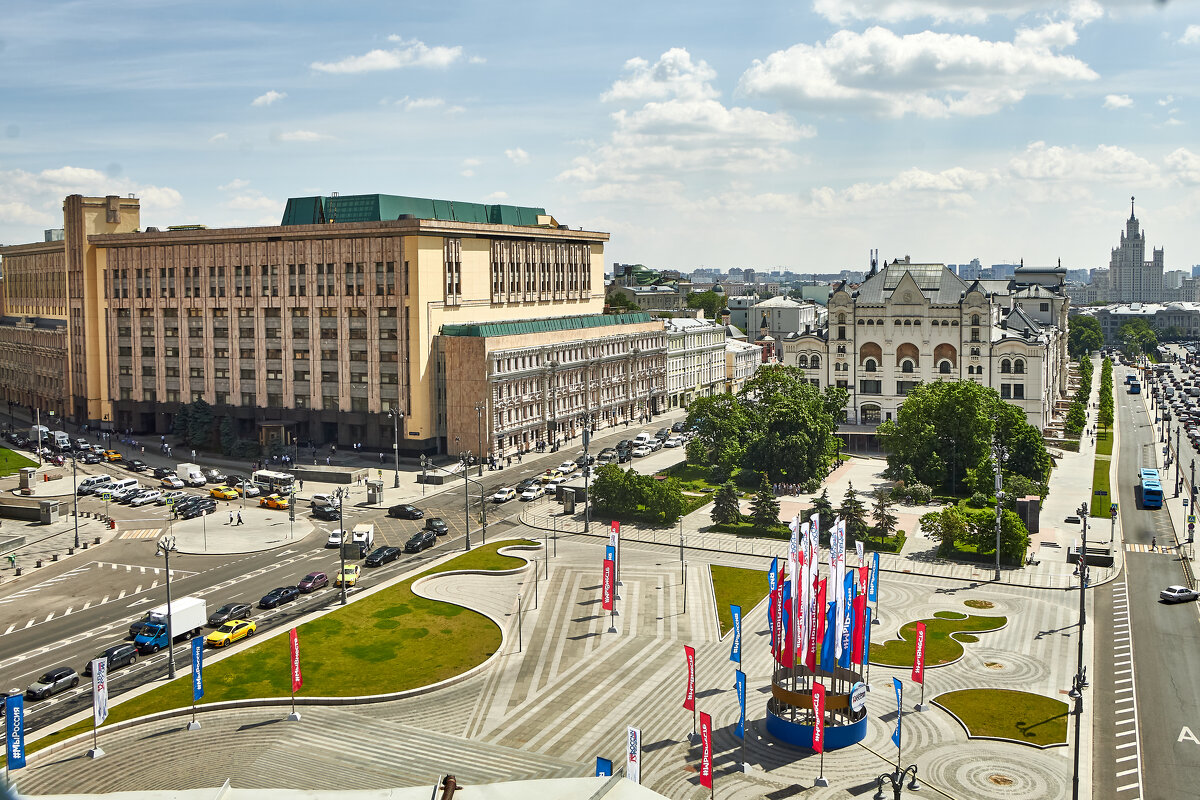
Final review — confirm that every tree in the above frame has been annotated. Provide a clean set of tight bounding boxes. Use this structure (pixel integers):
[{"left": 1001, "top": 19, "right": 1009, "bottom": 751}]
[
  {"left": 871, "top": 488, "right": 898, "bottom": 547},
  {"left": 839, "top": 482, "right": 869, "bottom": 542},
  {"left": 750, "top": 472, "right": 781, "bottom": 530},
  {"left": 1064, "top": 402, "right": 1087, "bottom": 437},
  {"left": 646, "top": 477, "right": 686, "bottom": 523},
  {"left": 1068, "top": 315, "right": 1103, "bottom": 359},
  {"left": 1118, "top": 318, "right": 1158, "bottom": 358},
  {"left": 185, "top": 399, "right": 214, "bottom": 450},
  {"left": 712, "top": 481, "right": 742, "bottom": 525},
  {"left": 920, "top": 506, "right": 969, "bottom": 554},
  {"left": 219, "top": 417, "right": 237, "bottom": 456},
  {"left": 809, "top": 488, "right": 835, "bottom": 541},
  {"left": 686, "top": 290, "right": 724, "bottom": 320},
  {"left": 591, "top": 464, "right": 637, "bottom": 517},
  {"left": 605, "top": 291, "right": 640, "bottom": 313},
  {"left": 172, "top": 404, "right": 192, "bottom": 439}
]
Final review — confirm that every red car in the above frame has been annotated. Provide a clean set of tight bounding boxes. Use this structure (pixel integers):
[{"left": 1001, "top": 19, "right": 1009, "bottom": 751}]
[{"left": 297, "top": 572, "right": 328, "bottom": 593}]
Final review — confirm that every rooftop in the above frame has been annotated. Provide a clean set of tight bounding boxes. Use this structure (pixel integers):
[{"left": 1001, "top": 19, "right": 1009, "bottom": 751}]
[
  {"left": 280, "top": 194, "right": 552, "bottom": 227},
  {"left": 440, "top": 312, "right": 653, "bottom": 338}
]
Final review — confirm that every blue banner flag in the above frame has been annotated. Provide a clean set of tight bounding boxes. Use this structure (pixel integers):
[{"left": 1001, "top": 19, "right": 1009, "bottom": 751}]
[
  {"left": 838, "top": 574, "right": 856, "bottom": 669},
  {"left": 863, "top": 605, "right": 873, "bottom": 660},
  {"left": 191, "top": 636, "right": 205, "bottom": 702},
  {"left": 730, "top": 605, "right": 742, "bottom": 663},
  {"left": 768, "top": 557, "right": 778, "bottom": 591},
  {"left": 892, "top": 677, "right": 903, "bottom": 747},
  {"left": 606, "top": 545, "right": 615, "bottom": 563},
  {"left": 5, "top": 693, "right": 27, "bottom": 769},
  {"left": 735, "top": 669, "right": 747, "bottom": 739},
  {"left": 868, "top": 551, "right": 880, "bottom": 602},
  {"left": 818, "top": 602, "right": 838, "bottom": 673},
  {"left": 596, "top": 757, "right": 613, "bottom": 777}
]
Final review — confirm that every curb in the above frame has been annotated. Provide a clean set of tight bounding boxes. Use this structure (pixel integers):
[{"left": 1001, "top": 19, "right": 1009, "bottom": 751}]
[{"left": 932, "top": 692, "right": 1068, "bottom": 750}]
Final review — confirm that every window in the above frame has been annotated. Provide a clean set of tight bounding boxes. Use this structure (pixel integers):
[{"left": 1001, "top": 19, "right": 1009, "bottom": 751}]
[
  {"left": 897, "top": 381, "right": 919, "bottom": 395},
  {"left": 838, "top": 326, "right": 846, "bottom": 340},
  {"left": 1000, "top": 384, "right": 1011, "bottom": 399},
  {"left": 1040, "top": 303, "right": 1049, "bottom": 312},
  {"left": 938, "top": 360, "right": 952, "bottom": 374},
  {"left": 1000, "top": 359, "right": 1011, "bottom": 374},
  {"left": 970, "top": 347, "right": 980, "bottom": 357},
  {"left": 1014, "top": 384, "right": 1025, "bottom": 399},
  {"left": 859, "top": 379, "right": 882, "bottom": 395},
  {"left": 810, "top": 356, "right": 820, "bottom": 369},
  {"left": 972, "top": 314, "right": 980, "bottom": 325},
  {"left": 901, "top": 360, "right": 914, "bottom": 374},
  {"left": 1014, "top": 359, "right": 1025, "bottom": 374},
  {"left": 797, "top": 355, "right": 808, "bottom": 369},
  {"left": 864, "top": 359, "right": 877, "bottom": 373},
  {"left": 444, "top": 237, "right": 462, "bottom": 304}
]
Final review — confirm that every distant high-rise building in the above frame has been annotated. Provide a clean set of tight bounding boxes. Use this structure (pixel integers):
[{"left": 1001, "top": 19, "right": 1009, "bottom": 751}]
[{"left": 1108, "top": 197, "right": 1165, "bottom": 302}]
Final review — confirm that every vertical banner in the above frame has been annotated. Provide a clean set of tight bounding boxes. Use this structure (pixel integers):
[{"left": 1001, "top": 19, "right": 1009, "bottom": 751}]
[
  {"left": 852, "top": 590, "right": 868, "bottom": 665},
  {"left": 892, "top": 677, "right": 903, "bottom": 747},
  {"left": 912, "top": 621, "right": 927, "bottom": 685},
  {"left": 91, "top": 657, "right": 109, "bottom": 726},
  {"left": 289, "top": 627, "right": 303, "bottom": 693},
  {"left": 683, "top": 645, "right": 696, "bottom": 711},
  {"left": 729, "top": 605, "right": 742, "bottom": 663},
  {"left": 811, "top": 681, "right": 826, "bottom": 754},
  {"left": 191, "top": 637, "right": 205, "bottom": 701},
  {"left": 799, "top": 523, "right": 813, "bottom": 660},
  {"left": 838, "top": 573, "right": 856, "bottom": 669},
  {"left": 734, "top": 670, "right": 746, "bottom": 740},
  {"left": 768, "top": 587, "right": 782, "bottom": 654},
  {"left": 815, "top": 578, "right": 828, "bottom": 643},
  {"left": 627, "top": 726, "right": 642, "bottom": 784},
  {"left": 5, "top": 693, "right": 26, "bottom": 770},
  {"left": 768, "top": 557, "right": 779, "bottom": 591},
  {"left": 863, "top": 606, "right": 873, "bottom": 665},
  {"left": 610, "top": 521, "right": 621, "bottom": 581},
  {"left": 602, "top": 558, "right": 615, "bottom": 611},
  {"left": 605, "top": 544, "right": 615, "bottom": 563},
  {"left": 699, "top": 712, "right": 714, "bottom": 789},
  {"left": 596, "top": 757, "right": 613, "bottom": 777},
  {"left": 780, "top": 581, "right": 795, "bottom": 668},
  {"left": 859, "top": 564, "right": 869, "bottom": 595},
  {"left": 855, "top": 539, "right": 864, "bottom": 564},
  {"left": 833, "top": 519, "right": 847, "bottom": 659},
  {"left": 818, "top": 601, "right": 838, "bottom": 673},
  {"left": 868, "top": 552, "right": 880, "bottom": 602}
]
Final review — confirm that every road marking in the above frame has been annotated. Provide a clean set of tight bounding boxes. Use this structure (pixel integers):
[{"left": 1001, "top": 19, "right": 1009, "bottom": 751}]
[
  {"left": 24, "top": 619, "right": 34, "bottom": 629},
  {"left": 117, "top": 590, "right": 126, "bottom": 599},
  {"left": 1116, "top": 784, "right": 1140, "bottom": 792},
  {"left": 1116, "top": 755, "right": 1138, "bottom": 763},
  {"left": 1116, "top": 741, "right": 1137, "bottom": 749},
  {"left": 1116, "top": 768, "right": 1139, "bottom": 777},
  {"left": 42, "top": 612, "right": 53, "bottom": 622},
  {"left": 101, "top": 595, "right": 109, "bottom": 604},
  {"left": 3, "top": 624, "right": 12, "bottom": 635},
  {"left": 64, "top": 606, "right": 72, "bottom": 615}
]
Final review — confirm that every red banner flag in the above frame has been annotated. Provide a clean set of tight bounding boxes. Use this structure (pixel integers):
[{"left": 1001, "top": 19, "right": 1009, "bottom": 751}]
[
  {"left": 805, "top": 581, "right": 819, "bottom": 671},
  {"left": 611, "top": 520, "right": 620, "bottom": 535},
  {"left": 683, "top": 645, "right": 696, "bottom": 711},
  {"left": 602, "top": 558, "right": 614, "bottom": 611},
  {"left": 289, "top": 627, "right": 302, "bottom": 693},
  {"left": 852, "top": 591, "right": 868, "bottom": 665},
  {"left": 815, "top": 578, "right": 828, "bottom": 643},
  {"left": 699, "top": 711, "right": 713, "bottom": 789},
  {"left": 912, "top": 621, "right": 926, "bottom": 684},
  {"left": 812, "top": 681, "right": 826, "bottom": 754},
  {"left": 859, "top": 564, "right": 869, "bottom": 594}
]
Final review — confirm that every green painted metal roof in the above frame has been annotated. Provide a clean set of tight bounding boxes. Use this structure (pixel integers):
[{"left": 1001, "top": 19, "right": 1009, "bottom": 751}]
[
  {"left": 280, "top": 194, "right": 548, "bottom": 227},
  {"left": 441, "top": 312, "right": 653, "bottom": 338}
]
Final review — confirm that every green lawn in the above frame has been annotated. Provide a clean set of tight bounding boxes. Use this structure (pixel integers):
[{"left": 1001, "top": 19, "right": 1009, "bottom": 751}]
[
  {"left": 936, "top": 689, "right": 1068, "bottom": 747},
  {"left": 710, "top": 565, "right": 770, "bottom": 637},
  {"left": 869, "top": 610, "right": 1006, "bottom": 668},
  {"left": 1096, "top": 429, "right": 1113, "bottom": 456},
  {"left": 13, "top": 539, "right": 535, "bottom": 760},
  {"left": 1090, "top": 456, "right": 1111, "bottom": 518},
  {"left": 0, "top": 446, "right": 37, "bottom": 477}
]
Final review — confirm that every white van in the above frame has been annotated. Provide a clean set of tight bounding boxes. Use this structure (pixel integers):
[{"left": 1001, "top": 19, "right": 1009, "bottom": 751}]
[
  {"left": 78, "top": 474, "right": 114, "bottom": 495},
  {"left": 101, "top": 478, "right": 139, "bottom": 499},
  {"left": 351, "top": 523, "right": 375, "bottom": 553},
  {"left": 633, "top": 432, "right": 653, "bottom": 447}
]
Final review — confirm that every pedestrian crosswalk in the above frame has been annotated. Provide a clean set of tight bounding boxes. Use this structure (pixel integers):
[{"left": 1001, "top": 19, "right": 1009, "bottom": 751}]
[
  {"left": 119, "top": 528, "right": 161, "bottom": 540},
  {"left": 1126, "top": 543, "right": 1168, "bottom": 553}
]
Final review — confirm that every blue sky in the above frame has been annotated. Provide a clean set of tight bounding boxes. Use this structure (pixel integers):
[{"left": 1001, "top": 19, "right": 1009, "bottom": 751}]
[{"left": 2, "top": 0, "right": 1199, "bottom": 273}]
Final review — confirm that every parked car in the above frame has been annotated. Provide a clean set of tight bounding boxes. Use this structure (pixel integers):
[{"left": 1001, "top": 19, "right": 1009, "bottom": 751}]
[
  {"left": 80, "top": 451, "right": 101, "bottom": 464},
  {"left": 425, "top": 517, "right": 449, "bottom": 536},
  {"left": 26, "top": 667, "right": 79, "bottom": 700},
  {"left": 1160, "top": 585, "right": 1200, "bottom": 603},
  {"left": 205, "top": 619, "right": 256, "bottom": 648},
  {"left": 232, "top": 480, "right": 261, "bottom": 497},
  {"left": 335, "top": 565, "right": 362, "bottom": 587},
  {"left": 387, "top": 504, "right": 424, "bottom": 519},
  {"left": 210, "top": 485, "right": 239, "bottom": 500},
  {"left": 208, "top": 602, "right": 253, "bottom": 626},
  {"left": 83, "top": 644, "right": 138, "bottom": 675},
  {"left": 102, "top": 450, "right": 122, "bottom": 462},
  {"left": 259, "top": 586, "right": 300, "bottom": 609},
  {"left": 311, "top": 503, "right": 340, "bottom": 521},
  {"left": 632, "top": 445, "right": 652, "bottom": 458},
  {"left": 153, "top": 467, "right": 176, "bottom": 479},
  {"left": 616, "top": 449, "right": 632, "bottom": 463},
  {"left": 664, "top": 436, "right": 684, "bottom": 448},
  {"left": 113, "top": 485, "right": 145, "bottom": 503},
  {"left": 129, "top": 489, "right": 162, "bottom": 507},
  {"left": 492, "top": 487, "right": 517, "bottom": 503},
  {"left": 515, "top": 478, "right": 539, "bottom": 492},
  {"left": 260, "top": 494, "right": 290, "bottom": 509},
  {"left": 365, "top": 546, "right": 401, "bottom": 567},
  {"left": 557, "top": 461, "right": 578, "bottom": 475},
  {"left": 298, "top": 572, "right": 329, "bottom": 593},
  {"left": 160, "top": 475, "right": 185, "bottom": 489},
  {"left": 179, "top": 498, "right": 217, "bottom": 519},
  {"left": 671, "top": 421, "right": 686, "bottom": 433},
  {"left": 202, "top": 468, "right": 227, "bottom": 484},
  {"left": 539, "top": 469, "right": 563, "bottom": 484},
  {"left": 520, "top": 485, "right": 545, "bottom": 501},
  {"left": 124, "top": 459, "right": 148, "bottom": 472},
  {"left": 404, "top": 530, "right": 437, "bottom": 553},
  {"left": 646, "top": 438, "right": 663, "bottom": 451}
]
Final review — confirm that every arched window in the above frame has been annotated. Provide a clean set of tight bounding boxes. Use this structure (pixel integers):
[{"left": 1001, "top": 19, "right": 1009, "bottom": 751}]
[
  {"left": 1014, "top": 358, "right": 1025, "bottom": 374},
  {"left": 810, "top": 355, "right": 820, "bottom": 369},
  {"left": 857, "top": 319, "right": 865, "bottom": 325},
  {"left": 970, "top": 347, "right": 980, "bottom": 357},
  {"left": 1000, "top": 359, "right": 1011, "bottom": 374},
  {"left": 867, "top": 319, "right": 875, "bottom": 326},
  {"left": 838, "top": 313, "right": 847, "bottom": 324},
  {"left": 901, "top": 359, "right": 915, "bottom": 374},
  {"left": 972, "top": 314, "right": 980, "bottom": 325},
  {"left": 894, "top": 319, "right": 902, "bottom": 326},
  {"left": 939, "top": 360, "right": 952, "bottom": 374},
  {"left": 861, "top": 404, "right": 882, "bottom": 424},
  {"left": 797, "top": 355, "right": 808, "bottom": 369},
  {"left": 903, "top": 319, "right": 911, "bottom": 326},
  {"left": 864, "top": 359, "right": 878, "bottom": 373}
]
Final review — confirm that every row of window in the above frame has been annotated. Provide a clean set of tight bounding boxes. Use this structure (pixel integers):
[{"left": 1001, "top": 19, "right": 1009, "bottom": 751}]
[{"left": 108, "top": 262, "right": 402, "bottom": 300}]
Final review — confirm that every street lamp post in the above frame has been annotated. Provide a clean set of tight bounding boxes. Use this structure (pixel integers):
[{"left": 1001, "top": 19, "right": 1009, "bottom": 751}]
[
  {"left": 475, "top": 402, "right": 485, "bottom": 477},
  {"left": 337, "top": 487, "right": 347, "bottom": 605},
  {"left": 71, "top": 452, "right": 80, "bottom": 549},
  {"left": 155, "top": 535, "right": 179, "bottom": 680},
  {"left": 460, "top": 449, "right": 472, "bottom": 552},
  {"left": 873, "top": 765, "right": 919, "bottom": 800},
  {"left": 1176, "top": 427, "right": 1182, "bottom": 497},
  {"left": 388, "top": 409, "right": 403, "bottom": 489},
  {"left": 992, "top": 437, "right": 1007, "bottom": 581},
  {"left": 580, "top": 411, "right": 592, "bottom": 534},
  {"left": 1070, "top": 507, "right": 1089, "bottom": 800}
]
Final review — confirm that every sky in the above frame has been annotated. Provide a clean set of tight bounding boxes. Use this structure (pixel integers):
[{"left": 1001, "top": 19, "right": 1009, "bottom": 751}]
[{"left": 2, "top": 0, "right": 1199, "bottom": 274}]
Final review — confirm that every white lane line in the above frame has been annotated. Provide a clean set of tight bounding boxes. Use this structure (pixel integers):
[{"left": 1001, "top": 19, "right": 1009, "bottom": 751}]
[
  {"left": 102, "top": 595, "right": 109, "bottom": 604},
  {"left": 134, "top": 584, "right": 142, "bottom": 594},
  {"left": 149, "top": 580, "right": 158, "bottom": 590},
  {"left": 3, "top": 624, "right": 13, "bottom": 635},
  {"left": 1116, "top": 678, "right": 1133, "bottom": 684},
  {"left": 24, "top": 619, "right": 34, "bottom": 629},
  {"left": 42, "top": 612, "right": 53, "bottom": 623},
  {"left": 1116, "top": 783, "right": 1139, "bottom": 792},
  {"left": 64, "top": 606, "right": 73, "bottom": 616},
  {"left": 117, "top": 590, "right": 126, "bottom": 599},
  {"left": 1116, "top": 769, "right": 1139, "bottom": 777},
  {"left": 82, "top": 601, "right": 91, "bottom": 610},
  {"left": 1116, "top": 755, "right": 1138, "bottom": 763},
  {"left": 1116, "top": 741, "right": 1137, "bottom": 749}
]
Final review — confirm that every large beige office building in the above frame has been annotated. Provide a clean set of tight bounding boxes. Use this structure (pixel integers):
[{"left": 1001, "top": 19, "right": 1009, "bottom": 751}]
[{"left": 0, "top": 193, "right": 668, "bottom": 456}]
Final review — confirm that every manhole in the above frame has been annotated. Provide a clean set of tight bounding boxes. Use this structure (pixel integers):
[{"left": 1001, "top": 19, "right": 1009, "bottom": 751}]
[
  {"left": 985, "top": 661, "right": 1004, "bottom": 670},
  {"left": 988, "top": 774, "right": 1015, "bottom": 786}
]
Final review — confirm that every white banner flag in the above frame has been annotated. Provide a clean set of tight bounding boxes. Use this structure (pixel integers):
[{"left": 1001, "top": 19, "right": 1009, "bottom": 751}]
[
  {"left": 91, "top": 658, "right": 109, "bottom": 726},
  {"left": 626, "top": 725, "right": 642, "bottom": 784},
  {"left": 856, "top": 539, "right": 864, "bottom": 565},
  {"left": 834, "top": 518, "right": 847, "bottom": 658}
]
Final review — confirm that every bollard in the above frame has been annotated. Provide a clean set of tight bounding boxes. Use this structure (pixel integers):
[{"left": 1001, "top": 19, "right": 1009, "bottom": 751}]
[
  {"left": 82, "top": 541, "right": 88, "bottom": 549},
  {"left": 35, "top": 560, "right": 42, "bottom": 568},
  {"left": 95, "top": 535, "right": 102, "bottom": 543},
  {"left": 68, "top": 547, "right": 74, "bottom": 555},
  {"left": 14, "top": 568, "right": 21, "bottom": 576},
  {"left": 52, "top": 553, "right": 59, "bottom": 562}
]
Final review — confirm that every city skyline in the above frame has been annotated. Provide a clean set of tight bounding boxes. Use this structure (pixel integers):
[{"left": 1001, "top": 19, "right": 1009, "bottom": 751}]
[{"left": 2, "top": 0, "right": 1199, "bottom": 270}]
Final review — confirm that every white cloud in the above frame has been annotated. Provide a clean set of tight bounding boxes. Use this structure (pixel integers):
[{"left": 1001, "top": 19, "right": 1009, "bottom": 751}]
[
  {"left": 279, "top": 130, "right": 330, "bottom": 142},
  {"left": 208, "top": 132, "right": 229, "bottom": 142},
  {"left": 460, "top": 157, "right": 481, "bottom": 178},
  {"left": 227, "top": 192, "right": 281, "bottom": 212},
  {"left": 483, "top": 191, "right": 509, "bottom": 201},
  {"left": 602, "top": 49, "right": 718, "bottom": 103},
  {"left": 813, "top": 0, "right": 1127, "bottom": 24},
  {"left": 1103, "top": 94, "right": 1133, "bottom": 109},
  {"left": 1165, "top": 148, "right": 1200, "bottom": 185},
  {"left": 398, "top": 96, "right": 445, "bottom": 111},
  {"left": 1008, "top": 141, "right": 1157, "bottom": 182},
  {"left": 1165, "top": 117, "right": 1184, "bottom": 127},
  {"left": 1159, "top": 95, "right": 1175, "bottom": 106},
  {"left": 218, "top": 178, "right": 250, "bottom": 191},
  {"left": 0, "top": 201, "right": 52, "bottom": 226},
  {"left": 1181, "top": 25, "right": 1200, "bottom": 45},
  {"left": 251, "top": 90, "right": 287, "bottom": 107},
  {"left": 311, "top": 36, "right": 464, "bottom": 74},
  {"left": 0, "top": 165, "right": 183, "bottom": 232},
  {"left": 505, "top": 148, "right": 530, "bottom": 165},
  {"left": 807, "top": 166, "right": 994, "bottom": 215},
  {"left": 739, "top": 25, "right": 1097, "bottom": 119},
  {"left": 468, "top": 55, "right": 487, "bottom": 65}
]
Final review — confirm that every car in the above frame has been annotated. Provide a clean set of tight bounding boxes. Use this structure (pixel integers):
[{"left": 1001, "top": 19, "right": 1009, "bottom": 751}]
[
  {"left": 232, "top": 481, "right": 261, "bottom": 497},
  {"left": 671, "top": 421, "right": 686, "bottom": 433},
  {"left": 616, "top": 439, "right": 633, "bottom": 451},
  {"left": 492, "top": 487, "right": 517, "bottom": 503},
  {"left": 26, "top": 667, "right": 80, "bottom": 700},
  {"left": 515, "top": 478, "right": 539, "bottom": 492},
  {"left": 545, "top": 475, "right": 568, "bottom": 490},
  {"left": 1160, "top": 585, "right": 1200, "bottom": 603},
  {"left": 259, "top": 586, "right": 300, "bottom": 609},
  {"left": 387, "top": 503, "right": 424, "bottom": 519},
  {"left": 80, "top": 451, "right": 101, "bottom": 464},
  {"left": 129, "top": 489, "right": 162, "bottom": 507},
  {"left": 83, "top": 644, "right": 138, "bottom": 675},
  {"left": 160, "top": 475, "right": 185, "bottom": 489},
  {"left": 113, "top": 485, "right": 145, "bottom": 503},
  {"left": 298, "top": 572, "right": 329, "bottom": 592},
  {"left": 152, "top": 467, "right": 176, "bottom": 479},
  {"left": 539, "top": 469, "right": 563, "bottom": 484},
  {"left": 205, "top": 619, "right": 256, "bottom": 648},
  {"left": 576, "top": 454, "right": 595, "bottom": 468},
  {"left": 632, "top": 445, "right": 652, "bottom": 457},
  {"left": 210, "top": 485, "right": 239, "bottom": 500},
  {"left": 335, "top": 565, "right": 362, "bottom": 587},
  {"left": 558, "top": 461, "right": 578, "bottom": 475},
  {"left": 365, "top": 546, "right": 401, "bottom": 567},
  {"left": 326, "top": 529, "right": 347, "bottom": 548},
  {"left": 598, "top": 447, "right": 617, "bottom": 459},
  {"left": 616, "top": 449, "right": 632, "bottom": 463},
  {"left": 647, "top": 438, "right": 663, "bottom": 451},
  {"left": 124, "top": 458, "right": 148, "bottom": 472},
  {"left": 309, "top": 493, "right": 341, "bottom": 508},
  {"left": 179, "top": 499, "right": 216, "bottom": 519},
  {"left": 311, "top": 503, "right": 340, "bottom": 521},
  {"left": 424, "top": 517, "right": 449, "bottom": 536},
  {"left": 102, "top": 450, "right": 122, "bottom": 462},
  {"left": 202, "top": 468, "right": 228, "bottom": 484},
  {"left": 664, "top": 436, "right": 684, "bottom": 448},
  {"left": 520, "top": 485, "right": 545, "bottom": 501},
  {"left": 158, "top": 490, "right": 189, "bottom": 507},
  {"left": 260, "top": 493, "right": 290, "bottom": 509},
  {"left": 208, "top": 602, "right": 253, "bottom": 626},
  {"left": 404, "top": 531, "right": 436, "bottom": 554}
]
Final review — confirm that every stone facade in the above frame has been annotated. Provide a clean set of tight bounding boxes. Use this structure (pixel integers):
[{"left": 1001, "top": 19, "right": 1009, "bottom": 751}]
[{"left": 663, "top": 316, "right": 726, "bottom": 409}]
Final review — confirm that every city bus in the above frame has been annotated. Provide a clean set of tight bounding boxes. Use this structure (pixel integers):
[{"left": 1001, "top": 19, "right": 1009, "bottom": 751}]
[
  {"left": 252, "top": 469, "right": 295, "bottom": 494},
  {"left": 1139, "top": 468, "right": 1163, "bottom": 509}
]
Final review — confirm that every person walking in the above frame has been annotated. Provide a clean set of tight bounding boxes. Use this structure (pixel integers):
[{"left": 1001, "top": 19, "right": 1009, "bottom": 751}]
[
  {"left": 228, "top": 511, "right": 234, "bottom": 525},
  {"left": 236, "top": 511, "right": 243, "bottom": 526}
]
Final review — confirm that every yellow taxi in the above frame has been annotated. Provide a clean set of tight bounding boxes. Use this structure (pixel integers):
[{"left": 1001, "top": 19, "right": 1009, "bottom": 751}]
[
  {"left": 204, "top": 619, "right": 256, "bottom": 648},
  {"left": 259, "top": 493, "right": 290, "bottom": 510},
  {"left": 210, "top": 485, "right": 239, "bottom": 500},
  {"left": 538, "top": 469, "right": 563, "bottom": 484},
  {"left": 102, "top": 450, "right": 122, "bottom": 462},
  {"left": 335, "top": 564, "right": 361, "bottom": 587}
]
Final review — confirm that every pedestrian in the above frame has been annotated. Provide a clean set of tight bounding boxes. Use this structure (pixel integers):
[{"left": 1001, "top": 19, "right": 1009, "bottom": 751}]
[
  {"left": 191, "top": 449, "right": 196, "bottom": 460},
  {"left": 1151, "top": 536, "right": 1157, "bottom": 551},
  {"left": 379, "top": 451, "right": 384, "bottom": 463},
  {"left": 326, "top": 456, "right": 331, "bottom": 466},
  {"left": 236, "top": 511, "right": 243, "bottom": 526},
  {"left": 299, "top": 479, "right": 304, "bottom": 492},
  {"left": 228, "top": 511, "right": 234, "bottom": 525}
]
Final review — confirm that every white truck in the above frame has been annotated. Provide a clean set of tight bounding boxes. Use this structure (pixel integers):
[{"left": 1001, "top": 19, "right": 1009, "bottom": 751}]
[
  {"left": 50, "top": 431, "right": 71, "bottom": 451},
  {"left": 351, "top": 523, "right": 375, "bottom": 555},
  {"left": 128, "top": 596, "right": 207, "bottom": 647},
  {"left": 29, "top": 425, "right": 49, "bottom": 450},
  {"left": 175, "top": 463, "right": 207, "bottom": 487}
]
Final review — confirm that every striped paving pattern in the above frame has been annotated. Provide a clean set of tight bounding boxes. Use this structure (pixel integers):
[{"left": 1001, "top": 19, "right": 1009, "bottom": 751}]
[{"left": 119, "top": 528, "right": 161, "bottom": 540}]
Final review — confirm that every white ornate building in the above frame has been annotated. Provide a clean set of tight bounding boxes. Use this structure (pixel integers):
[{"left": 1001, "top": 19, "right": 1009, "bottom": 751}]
[{"left": 663, "top": 315, "right": 727, "bottom": 409}]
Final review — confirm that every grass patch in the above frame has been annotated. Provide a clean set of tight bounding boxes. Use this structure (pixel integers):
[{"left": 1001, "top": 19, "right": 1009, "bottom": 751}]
[
  {"left": 870, "top": 611, "right": 1006, "bottom": 668},
  {"left": 1090, "top": 456, "right": 1111, "bottom": 518},
  {"left": 16, "top": 539, "right": 535, "bottom": 760},
  {"left": 0, "top": 446, "right": 38, "bottom": 477},
  {"left": 964, "top": 599, "right": 995, "bottom": 609},
  {"left": 711, "top": 565, "right": 770, "bottom": 637},
  {"left": 1096, "top": 429, "right": 1113, "bottom": 456},
  {"left": 937, "top": 689, "right": 1068, "bottom": 747}
]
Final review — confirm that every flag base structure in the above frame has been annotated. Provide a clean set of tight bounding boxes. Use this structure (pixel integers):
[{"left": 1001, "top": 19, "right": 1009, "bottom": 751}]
[
  {"left": 187, "top": 720, "right": 202, "bottom": 730},
  {"left": 914, "top": 703, "right": 927, "bottom": 712},
  {"left": 742, "top": 762, "right": 752, "bottom": 774},
  {"left": 765, "top": 665, "right": 869, "bottom": 751},
  {"left": 814, "top": 777, "right": 829, "bottom": 787},
  {"left": 287, "top": 711, "right": 302, "bottom": 722},
  {"left": 87, "top": 747, "right": 105, "bottom": 759}
]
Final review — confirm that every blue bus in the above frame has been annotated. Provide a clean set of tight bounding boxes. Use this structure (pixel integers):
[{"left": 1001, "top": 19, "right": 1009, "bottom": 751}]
[
  {"left": 1139, "top": 468, "right": 1163, "bottom": 509},
  {"left": 1129, "top": 380, "right": 1142, "bottom": 394}
]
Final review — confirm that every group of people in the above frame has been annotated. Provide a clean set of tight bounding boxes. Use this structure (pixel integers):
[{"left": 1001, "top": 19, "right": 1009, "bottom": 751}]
[{"left": 773, "top": 482, "right": 806, "bottom": 497}]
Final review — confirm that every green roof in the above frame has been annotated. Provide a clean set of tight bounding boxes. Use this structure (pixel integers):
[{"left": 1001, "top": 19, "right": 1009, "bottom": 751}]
[
  {"left": 441, "top": 312, "right": 653, "bottom": 338},
  {"left": 280, "top": 194, "right": 548, "bottom": 227}
]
